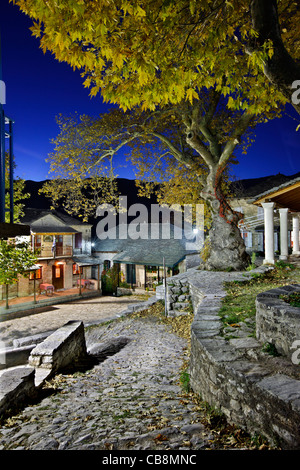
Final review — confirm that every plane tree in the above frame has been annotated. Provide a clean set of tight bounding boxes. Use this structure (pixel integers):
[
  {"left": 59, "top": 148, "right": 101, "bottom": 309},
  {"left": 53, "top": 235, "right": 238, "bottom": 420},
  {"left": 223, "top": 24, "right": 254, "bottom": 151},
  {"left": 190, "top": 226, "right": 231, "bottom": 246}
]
[
  {"left": 12, "top": 0, "right": 298, "bottom": 269},
  {"left": 43, "top": 92, "right": 267, "bottom": 271}
]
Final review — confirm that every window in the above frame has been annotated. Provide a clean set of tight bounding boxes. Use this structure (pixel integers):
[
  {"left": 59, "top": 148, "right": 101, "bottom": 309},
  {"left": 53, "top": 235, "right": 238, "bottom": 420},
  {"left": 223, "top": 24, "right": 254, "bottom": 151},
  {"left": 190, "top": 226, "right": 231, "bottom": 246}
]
[
  {"left": 104, "top": 260, "right": 111, "bottom": 271},
  {"left": 29, "top": 267, "right": 42, "bottom": 280},
  {"left": 75, "top": 233, "right": 82, "bottom": 249},
  {"left": 35, "top": 235, "right": 41, "bottom": 248},
  {"left": 73, "top": 263, "right": 80, "bottom": 275}
]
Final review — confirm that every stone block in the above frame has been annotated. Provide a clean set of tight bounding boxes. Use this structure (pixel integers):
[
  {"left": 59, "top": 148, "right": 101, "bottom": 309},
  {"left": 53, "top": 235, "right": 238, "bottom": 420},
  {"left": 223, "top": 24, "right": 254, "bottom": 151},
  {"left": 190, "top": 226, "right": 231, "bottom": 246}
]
[
  {"left": 0, "top": 367, "right": 36, "bottom": 419},
  {"left": 28, "top": 320, "right": 88, "bottom": 376}
]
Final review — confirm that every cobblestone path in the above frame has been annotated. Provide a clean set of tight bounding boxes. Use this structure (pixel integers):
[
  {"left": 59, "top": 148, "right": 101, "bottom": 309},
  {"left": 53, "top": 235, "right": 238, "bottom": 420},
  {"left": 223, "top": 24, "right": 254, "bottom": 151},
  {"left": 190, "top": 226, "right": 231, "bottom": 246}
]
[
  {"left": 0, "top": 295, "right": 146, "bottom": 346},
  {"left": 0, "top": 302, "right": 259, "bottom": 452}
]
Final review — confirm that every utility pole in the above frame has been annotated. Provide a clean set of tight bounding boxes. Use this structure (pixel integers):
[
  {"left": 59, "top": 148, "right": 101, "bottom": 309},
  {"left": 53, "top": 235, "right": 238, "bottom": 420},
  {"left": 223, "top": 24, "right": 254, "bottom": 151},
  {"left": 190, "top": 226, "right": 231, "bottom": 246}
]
[
  {"left": 0, "top": 32, "right": 6, "bottom": 223},
  {"left": 0, "top": 31, "right": 14, "bottom": 224}
]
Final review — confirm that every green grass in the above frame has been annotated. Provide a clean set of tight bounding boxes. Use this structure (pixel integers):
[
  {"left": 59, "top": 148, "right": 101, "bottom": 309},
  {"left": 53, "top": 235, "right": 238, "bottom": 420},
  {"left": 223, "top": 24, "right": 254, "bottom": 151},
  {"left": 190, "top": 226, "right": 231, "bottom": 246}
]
[
  {"left": 280, "top": 291, "right": 300, "bottom": 308},
  {"left": 219, "top": 261, "right": 300, "bottom": 334}
]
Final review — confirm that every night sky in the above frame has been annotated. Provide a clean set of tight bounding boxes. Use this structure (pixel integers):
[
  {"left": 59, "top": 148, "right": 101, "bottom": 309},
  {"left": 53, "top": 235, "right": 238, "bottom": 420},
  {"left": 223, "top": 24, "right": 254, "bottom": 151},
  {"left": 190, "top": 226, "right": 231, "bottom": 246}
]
[{"left": 0, "top": 0, "right": 299, "bottom": 183}]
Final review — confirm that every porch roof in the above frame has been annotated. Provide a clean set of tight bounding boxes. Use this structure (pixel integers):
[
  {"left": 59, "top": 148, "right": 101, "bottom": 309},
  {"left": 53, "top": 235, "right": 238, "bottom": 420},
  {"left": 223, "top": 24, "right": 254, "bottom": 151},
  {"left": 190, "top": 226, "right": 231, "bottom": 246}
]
[
  {"left": 252, "top": 177, "right": 300, "bottom": 212},
  {"left": 30, "top": 226, "right": 79, "bottom": 235},
  {"left": 73, "top": 256, "right": 101, "bottom": 267}
]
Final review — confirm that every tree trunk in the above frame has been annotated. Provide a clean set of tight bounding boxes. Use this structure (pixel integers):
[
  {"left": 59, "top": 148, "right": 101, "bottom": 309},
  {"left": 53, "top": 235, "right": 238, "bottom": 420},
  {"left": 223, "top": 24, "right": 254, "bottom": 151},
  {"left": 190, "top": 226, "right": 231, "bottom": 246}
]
[
  {"left": 249, "top": 0, "right": 300, "bottom": 115},
  {"left": 5, "top": 284, "right": 9, "bottom": 309},
  {"left": 200, "top": 168, "right": 250, "bottom": 271}
]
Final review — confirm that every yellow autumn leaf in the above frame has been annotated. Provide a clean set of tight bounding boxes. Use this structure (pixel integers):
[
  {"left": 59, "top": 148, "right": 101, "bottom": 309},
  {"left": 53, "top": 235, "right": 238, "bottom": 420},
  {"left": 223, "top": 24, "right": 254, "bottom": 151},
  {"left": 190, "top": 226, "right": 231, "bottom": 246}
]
[{"left": 186, "top": 88, "right": 198, "bottom": 104}]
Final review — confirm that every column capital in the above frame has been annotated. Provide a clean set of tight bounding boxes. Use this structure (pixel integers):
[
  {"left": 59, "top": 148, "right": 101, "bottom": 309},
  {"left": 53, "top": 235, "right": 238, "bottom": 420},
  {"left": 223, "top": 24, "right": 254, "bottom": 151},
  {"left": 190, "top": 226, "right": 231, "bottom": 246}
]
[
  {"left": 261, "top": 202, "right": 275, "bottom": 209},
  {"left": 279, "top": 207, "right": 289, "bottom": 214}
]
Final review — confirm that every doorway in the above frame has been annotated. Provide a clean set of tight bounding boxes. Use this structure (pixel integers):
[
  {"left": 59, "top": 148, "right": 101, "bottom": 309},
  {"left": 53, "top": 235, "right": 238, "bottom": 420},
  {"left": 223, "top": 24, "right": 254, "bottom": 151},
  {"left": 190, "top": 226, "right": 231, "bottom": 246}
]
[
  {"left": 126, "top": 264, "right": 136, "bottom": 287},
  {"left": 52, "top": 264, "right": 64, "bottom": 290}
]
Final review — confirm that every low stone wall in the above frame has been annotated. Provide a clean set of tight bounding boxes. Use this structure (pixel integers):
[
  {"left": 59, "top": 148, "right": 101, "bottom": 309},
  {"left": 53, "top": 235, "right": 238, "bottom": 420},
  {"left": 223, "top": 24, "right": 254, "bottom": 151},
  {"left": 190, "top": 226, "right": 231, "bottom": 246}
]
[
  {"left": 0, "top": 368, "right": 37, "bottom": 421},
  {"left": 156, "top": 270, "right": 198, "bottom": 316},
  {"left": 256, "top": 284, "right": 300, "bottom": 360},
  {"left": 0, "top": 321, "right": 89, "bottom": 420},
  {"left": 28, "top": 320, "right": 88, "bottom": 375},
  {"left": 0, "top": 345, "right": 36, "bottom": 371},
  {"left": 116, "top": 287, "right": 133, "bottom": 297},
  {"left": 161, "top": 267, "right": 300, "bottom": 449}
]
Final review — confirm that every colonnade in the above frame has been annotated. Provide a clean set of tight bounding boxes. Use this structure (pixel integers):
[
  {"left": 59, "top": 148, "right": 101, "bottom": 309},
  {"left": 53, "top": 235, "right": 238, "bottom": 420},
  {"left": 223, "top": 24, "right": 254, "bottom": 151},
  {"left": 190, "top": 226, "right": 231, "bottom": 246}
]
[{"left": 262, "top": 202, "right": 300, "bottom": 265}]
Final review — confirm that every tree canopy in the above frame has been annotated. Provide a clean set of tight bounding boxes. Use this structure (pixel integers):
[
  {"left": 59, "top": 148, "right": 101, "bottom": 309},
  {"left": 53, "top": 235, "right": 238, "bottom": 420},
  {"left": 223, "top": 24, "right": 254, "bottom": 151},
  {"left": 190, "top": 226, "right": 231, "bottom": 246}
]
[
  {"left": 12, "top": 0, "right": 299, "bottom": 114},
  {"left": 42, "top": 94, "right": 258, "bottom": 220}
]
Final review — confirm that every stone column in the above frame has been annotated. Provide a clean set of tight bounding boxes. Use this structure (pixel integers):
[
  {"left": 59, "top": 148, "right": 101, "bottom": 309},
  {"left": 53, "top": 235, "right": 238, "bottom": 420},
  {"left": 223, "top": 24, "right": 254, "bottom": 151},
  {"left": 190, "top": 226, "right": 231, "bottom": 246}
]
[
  {"left": 279, "top": 208, "right": 289, "bottom": 260},
  {"left": 262, "top": 202, "right": 275, "bottom": 265},
  {"left": 292, "top": 214, "right": 300, "bottom": 254}
]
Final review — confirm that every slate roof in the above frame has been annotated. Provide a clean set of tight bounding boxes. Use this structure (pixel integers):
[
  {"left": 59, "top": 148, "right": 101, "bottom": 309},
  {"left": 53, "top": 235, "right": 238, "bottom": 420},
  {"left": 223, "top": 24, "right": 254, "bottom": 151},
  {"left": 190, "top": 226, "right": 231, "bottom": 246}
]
[
  {"left": 21, "top": 208, "right": 87, "bottom": 226},
  {"left": 20, "top": 208, "right": 91, "bottom": 234},
  {"left": 72, "top": 256, "right": 102, "bottom": 266},
  {"left": 249, "top": 175, "right": 300, "bottom": 202},
  {"left": 30, "top": 225, "right": 79, "bottom": 234},
  {"left": 94, "top": 223, "right": 199, "bottom": 268}
]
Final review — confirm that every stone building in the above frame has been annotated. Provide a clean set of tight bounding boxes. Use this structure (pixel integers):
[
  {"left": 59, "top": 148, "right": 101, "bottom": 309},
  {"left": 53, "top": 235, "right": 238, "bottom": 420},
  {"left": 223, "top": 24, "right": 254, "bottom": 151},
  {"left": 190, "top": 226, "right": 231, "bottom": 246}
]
[
  {"left": 93, "top": 222, "right": 201, "bottom": 290},
  {"left": 0, "top": 208, "right": 99, "bottom": 301},
  {"left": 229, "top": 172, "right": 300, "bottom": 259}
]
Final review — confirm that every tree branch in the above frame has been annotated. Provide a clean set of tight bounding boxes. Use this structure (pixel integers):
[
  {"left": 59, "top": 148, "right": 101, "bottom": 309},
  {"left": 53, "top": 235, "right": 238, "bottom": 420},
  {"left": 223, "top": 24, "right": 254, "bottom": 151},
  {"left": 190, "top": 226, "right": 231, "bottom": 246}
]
[
  {"left": 146, "top": 130, "right": 196, "bottom": 168},
  {"left": 219, "top": 112, "right": 255, "bottom": 167}
]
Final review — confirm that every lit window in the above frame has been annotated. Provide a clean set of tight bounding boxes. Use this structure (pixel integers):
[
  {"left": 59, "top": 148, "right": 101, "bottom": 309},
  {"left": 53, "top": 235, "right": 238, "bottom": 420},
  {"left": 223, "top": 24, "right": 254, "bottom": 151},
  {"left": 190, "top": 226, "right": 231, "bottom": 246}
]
[
  {"left": 73, "top": 263, "right": 80, "bottom": 275},
  {"left": 29, "top": 268, "right": 42, "bottom": 280}
]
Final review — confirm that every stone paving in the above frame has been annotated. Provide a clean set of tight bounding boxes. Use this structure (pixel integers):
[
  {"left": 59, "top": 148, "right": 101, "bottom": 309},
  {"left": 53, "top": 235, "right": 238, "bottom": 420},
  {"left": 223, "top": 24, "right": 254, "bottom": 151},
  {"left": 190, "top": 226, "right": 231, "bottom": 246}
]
[
  {"left": 0, "top": 284, "right": 272, "bottom": 452},
  {"left": 0, "top": 311, "right": 223, "bottom": 451},
  {"left": 0, "top": 294, "right": 149, "bottom": 347}
]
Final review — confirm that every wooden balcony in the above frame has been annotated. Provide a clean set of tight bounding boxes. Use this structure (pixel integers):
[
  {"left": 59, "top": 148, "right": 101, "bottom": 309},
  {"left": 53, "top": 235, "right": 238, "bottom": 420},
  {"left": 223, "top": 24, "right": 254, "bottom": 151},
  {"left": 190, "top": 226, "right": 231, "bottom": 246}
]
[{"left": 37, "top": 245, "right": 73, "bottom": 259}]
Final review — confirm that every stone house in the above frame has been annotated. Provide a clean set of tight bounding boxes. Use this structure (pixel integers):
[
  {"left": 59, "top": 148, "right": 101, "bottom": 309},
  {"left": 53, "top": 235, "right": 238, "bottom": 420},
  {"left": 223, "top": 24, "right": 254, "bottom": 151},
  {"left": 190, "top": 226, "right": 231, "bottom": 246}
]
[
  {"left": 0, "top": 208, "right": 99, "bottom": 300},
  {"left": 93, "top": 222, "right": 201, "bottom": 290}
]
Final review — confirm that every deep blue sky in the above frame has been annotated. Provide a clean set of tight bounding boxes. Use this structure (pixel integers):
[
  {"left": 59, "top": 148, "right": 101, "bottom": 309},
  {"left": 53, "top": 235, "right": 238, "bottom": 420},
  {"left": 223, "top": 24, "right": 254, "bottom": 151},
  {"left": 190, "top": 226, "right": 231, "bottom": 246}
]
[{"left": 0, "top": 0, "right": 299, "bottom": 183}]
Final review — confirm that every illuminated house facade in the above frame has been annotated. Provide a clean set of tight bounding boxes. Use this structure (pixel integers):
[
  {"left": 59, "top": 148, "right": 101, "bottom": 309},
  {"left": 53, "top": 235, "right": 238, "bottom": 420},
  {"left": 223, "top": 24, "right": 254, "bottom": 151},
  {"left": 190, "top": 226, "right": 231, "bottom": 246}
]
[
  {"left": 93, "top": 222, "right": 201, "bottom": 290},
  {"left": 0, "top": 209, "right": 97, "bottom": 301}
]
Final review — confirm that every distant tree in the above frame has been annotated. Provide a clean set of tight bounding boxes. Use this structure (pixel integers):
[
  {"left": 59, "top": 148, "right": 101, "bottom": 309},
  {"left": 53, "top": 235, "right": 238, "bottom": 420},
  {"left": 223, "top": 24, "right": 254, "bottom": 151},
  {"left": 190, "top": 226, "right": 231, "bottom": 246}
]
[
  {"left": 0, "top": 239, "right": 38, "bottom": 309},
  {"left": 5, "top": 153, "right": 30, "bottom": 223}
]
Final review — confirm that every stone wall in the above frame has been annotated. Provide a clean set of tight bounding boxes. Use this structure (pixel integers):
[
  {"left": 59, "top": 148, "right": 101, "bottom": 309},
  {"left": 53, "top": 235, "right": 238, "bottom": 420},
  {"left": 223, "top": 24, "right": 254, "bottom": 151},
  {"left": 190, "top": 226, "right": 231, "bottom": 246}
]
[
  {"left": 256, "top": 284, "right": 300, "bottom": 360},
  {"left": 156, "top": 270, "right": 196, "bottom": 316},
  {"left": 161, "top": 267, "right": 300, "bottom": 449},
  {"left": 0, "top": 321, "right": 90, "bottom": 420},
  {"left": 0, "top": 368, "right": 37, "bottom": 421}
]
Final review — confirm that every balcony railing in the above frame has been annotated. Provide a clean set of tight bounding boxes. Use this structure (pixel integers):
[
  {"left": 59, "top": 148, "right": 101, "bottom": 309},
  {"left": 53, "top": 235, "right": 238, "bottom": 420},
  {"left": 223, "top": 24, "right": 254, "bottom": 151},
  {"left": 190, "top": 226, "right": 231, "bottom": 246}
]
[{"left": 36, "top": 246, "right": 73, "bottom": 258}]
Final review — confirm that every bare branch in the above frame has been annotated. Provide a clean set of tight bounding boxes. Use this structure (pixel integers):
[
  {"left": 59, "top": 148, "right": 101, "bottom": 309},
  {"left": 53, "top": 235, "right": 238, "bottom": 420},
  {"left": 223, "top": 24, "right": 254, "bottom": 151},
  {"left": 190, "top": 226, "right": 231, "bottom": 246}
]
[{"left": 219, "top": 112, "right": 255, "bottom": 167}]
